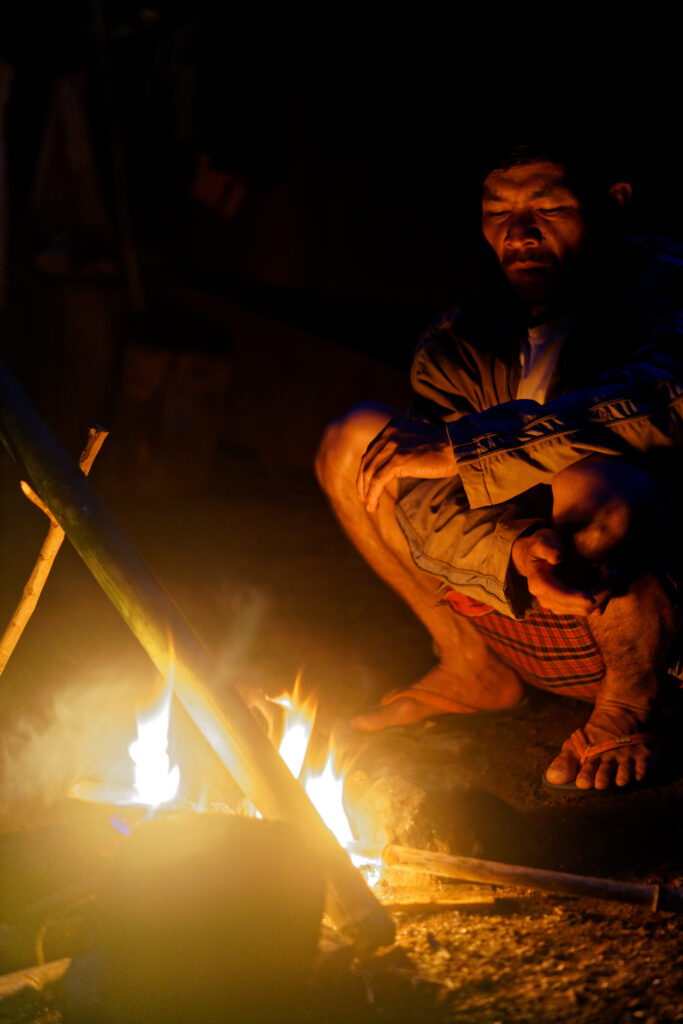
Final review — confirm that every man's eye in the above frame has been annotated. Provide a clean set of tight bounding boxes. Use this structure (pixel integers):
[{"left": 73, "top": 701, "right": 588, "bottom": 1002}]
[
  {"left": 539, "top": 207, "right": 563, "bottom": 215},
  {"left": 484, "top": 210, "right": 508, "bottom": 218}
]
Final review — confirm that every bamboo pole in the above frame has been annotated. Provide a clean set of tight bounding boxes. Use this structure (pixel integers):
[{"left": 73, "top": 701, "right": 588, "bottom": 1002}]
[
  {"left": 0, "top": 426, "right": 107, "bottom": 675},
  {"left": 382, "top": 845, "right": 683, "bottom": 912},
  {"left": 0, "top": 958, "right": 71, "bottom": 1001},
  {"left": 0, "top": 359, "right": 394, "bottom": 952}
]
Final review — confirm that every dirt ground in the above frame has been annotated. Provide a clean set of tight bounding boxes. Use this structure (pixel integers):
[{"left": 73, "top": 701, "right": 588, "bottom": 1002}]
[{"left": 1, "top": 280, "right": 683, "bottom": 1022}]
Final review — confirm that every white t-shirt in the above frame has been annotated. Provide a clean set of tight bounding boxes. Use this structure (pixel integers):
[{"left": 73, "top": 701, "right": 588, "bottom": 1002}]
[{"left": 517, "top": 312, "right": 578, "bottom": 404}]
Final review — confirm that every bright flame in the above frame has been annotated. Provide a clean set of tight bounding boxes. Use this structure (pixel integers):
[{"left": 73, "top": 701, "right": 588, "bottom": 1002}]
[
  {"left": 276, "top": 691, "right": 316, "bottom": 779},
  {"left": 304, "top": 752, "right": 354, "bottom": 847},
  {"left": 128, "top": 676, "right": 180, "bottom": 808},
  {"left": 272, "top": 685, "right": 381, "bottom": 886}
]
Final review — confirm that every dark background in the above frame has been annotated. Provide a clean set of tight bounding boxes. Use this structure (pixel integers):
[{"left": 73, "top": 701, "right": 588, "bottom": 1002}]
[{"left": 0, "top": 3, "right": 679, "bottom": 390}]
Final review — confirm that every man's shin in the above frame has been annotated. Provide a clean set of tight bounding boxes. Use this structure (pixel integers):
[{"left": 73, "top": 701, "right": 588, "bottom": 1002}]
[{"left": 588, "top": 571, "right": 678, "bottom": 713}]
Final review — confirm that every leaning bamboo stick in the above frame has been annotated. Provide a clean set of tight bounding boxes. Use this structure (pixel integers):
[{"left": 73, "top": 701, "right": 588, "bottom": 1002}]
[
  {"left": 0, "top": 359, "right": 394, "bottom": 952},
  {"left": 382, "top": 845, "right": 683, "bottom": 912},
  {"left": 0, "top": 426, "right": 107, "bottom": 675},
  {"left": 0, "top": 958, "right": 71, "bottom": 1001}
]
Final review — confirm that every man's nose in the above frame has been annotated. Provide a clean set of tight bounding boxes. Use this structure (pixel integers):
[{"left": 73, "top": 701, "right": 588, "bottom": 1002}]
[{"left": 504, "top": 212, "right": 542, "bottom": 247}]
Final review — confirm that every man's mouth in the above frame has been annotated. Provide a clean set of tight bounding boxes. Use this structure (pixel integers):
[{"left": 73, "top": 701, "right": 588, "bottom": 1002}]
[{"left": 505, "top": 258, "right": 552, "bottom": 271}]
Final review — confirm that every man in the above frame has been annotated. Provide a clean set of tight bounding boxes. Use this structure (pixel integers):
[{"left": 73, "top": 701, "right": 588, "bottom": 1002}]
[{"left": 316, "top": 142, "right": 683, "bottom": 791}]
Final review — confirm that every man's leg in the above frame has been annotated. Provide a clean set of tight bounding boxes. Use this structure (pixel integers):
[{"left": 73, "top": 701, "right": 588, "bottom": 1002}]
[
  {"left": 315, "top": 402, "right": 526, "bottom": 728},
  {"left": 545, "top": 457, "right": 679, "bottom": 789}
]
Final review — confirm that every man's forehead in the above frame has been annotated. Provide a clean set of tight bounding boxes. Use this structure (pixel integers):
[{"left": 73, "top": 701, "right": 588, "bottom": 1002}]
[{"left": 482, "top": 161, "right": 577, "bottom": 201}]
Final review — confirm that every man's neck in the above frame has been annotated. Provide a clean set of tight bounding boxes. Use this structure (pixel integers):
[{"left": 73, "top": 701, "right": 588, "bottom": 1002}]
[{"left": 528, "top": 303, "right": 579, "bottom": 326}]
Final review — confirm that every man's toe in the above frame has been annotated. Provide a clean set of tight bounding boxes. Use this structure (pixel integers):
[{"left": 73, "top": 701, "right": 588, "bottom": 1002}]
[
  {"left": 592, "top": 759, "right": 617, "bottom": 790},
  {"left": 575, "top": 757, "right": 602, "bottom": 789},
  {"left": 616, "top": 758, "right": 635, "bottom": 787},
  {"left": 545, "top": 750, "right": 578, "bottom": 785}
]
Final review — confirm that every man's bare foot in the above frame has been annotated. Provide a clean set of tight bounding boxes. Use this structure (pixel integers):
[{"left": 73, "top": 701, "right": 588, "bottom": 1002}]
[
  {"left": 545, "top": 702, "right": 654, "bottom": 790},
  {"left": 352, "top": 695, "right": 478, "bottom": 730},
  {"left": 351, "top": 663, "right": 526, "bottom": 731}
]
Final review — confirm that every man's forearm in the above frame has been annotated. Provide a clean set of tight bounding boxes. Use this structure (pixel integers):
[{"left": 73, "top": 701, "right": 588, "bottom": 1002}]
[{"left": 447, "top": 368, "right": 683, "bottom": 508}]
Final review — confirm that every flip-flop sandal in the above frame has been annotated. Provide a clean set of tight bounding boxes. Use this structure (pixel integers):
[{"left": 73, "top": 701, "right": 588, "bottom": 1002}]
[{"left": 542, "top": 727, "right": 654, "bottom": 794}]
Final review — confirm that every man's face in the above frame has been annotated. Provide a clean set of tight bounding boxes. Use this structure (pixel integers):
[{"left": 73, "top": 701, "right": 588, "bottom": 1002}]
[{"left": 481, "top": 160, "right": 590, "bottom": 311}]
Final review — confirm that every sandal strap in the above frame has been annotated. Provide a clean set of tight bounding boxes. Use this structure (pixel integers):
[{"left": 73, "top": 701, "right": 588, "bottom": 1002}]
[{"left": 570, "top": 728, "right": 654, "bottom": 764}]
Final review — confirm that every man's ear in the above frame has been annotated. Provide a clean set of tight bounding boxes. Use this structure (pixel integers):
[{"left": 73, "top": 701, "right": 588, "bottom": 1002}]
[{"left": 606, "top": 181, "right": 633, "bottom": 230}]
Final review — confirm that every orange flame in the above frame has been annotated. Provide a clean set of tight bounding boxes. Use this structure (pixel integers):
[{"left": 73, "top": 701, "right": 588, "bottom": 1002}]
[{"left": 272, "top": 680, "right": 380, "bottom": 886}]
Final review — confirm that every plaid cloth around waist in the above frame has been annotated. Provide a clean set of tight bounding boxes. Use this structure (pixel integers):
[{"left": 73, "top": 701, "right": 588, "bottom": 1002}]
[{"left": 443, "top": 592, "right": 605, "bottom": 701}]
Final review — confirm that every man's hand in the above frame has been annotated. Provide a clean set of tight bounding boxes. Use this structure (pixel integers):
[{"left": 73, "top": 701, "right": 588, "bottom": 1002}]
[
  {"left": 357, "top": 415, "right": 458, "bottom": 513},
  {"left": 511, "top": 527, "right": 600, "bottom": 616}
]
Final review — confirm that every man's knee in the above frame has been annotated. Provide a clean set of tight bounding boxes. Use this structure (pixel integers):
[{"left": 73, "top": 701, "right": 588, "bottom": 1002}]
[
  {"left": 315, "top": 401, "right": 396, "bottom": 496},
  {"left": 551, "top": 456, "right": 672, "bottom": 561},
  {"left": 552, "top": 457, "right": 655, "bottom": 525}
]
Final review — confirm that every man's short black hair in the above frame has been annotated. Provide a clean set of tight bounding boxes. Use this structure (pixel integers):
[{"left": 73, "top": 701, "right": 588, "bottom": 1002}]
[{"left": 478, "top": 131, "right": 632, "bottom": 209}]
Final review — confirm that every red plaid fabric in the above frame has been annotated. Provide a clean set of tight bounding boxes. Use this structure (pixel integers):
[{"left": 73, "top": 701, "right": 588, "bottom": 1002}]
[{"left": 443, "top": 592, "right": 604, "bottom": 701}]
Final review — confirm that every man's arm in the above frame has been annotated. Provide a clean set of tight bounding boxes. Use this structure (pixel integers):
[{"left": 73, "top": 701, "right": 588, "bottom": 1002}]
[
  {"left": 449, "top": 350, "right": 683, "bottom": 507},
  {"left": 362, "top": 342, "right": 683, "bottom": 512}
]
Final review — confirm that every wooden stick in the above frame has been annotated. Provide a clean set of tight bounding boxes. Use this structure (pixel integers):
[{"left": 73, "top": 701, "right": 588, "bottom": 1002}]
[
  {"left": 383, "top": 896, "right": 496, "bottom": 913},
  {"left": 0, "top": 427, "right": 108, "bottom": 675},
  {"left": 0, "top": 359, "right": 394, "bottom": 952},
  {"left": 0, "top": 958, "right": 71, "bottom": 1001},
  {"left": 382, "top": 845, "right": 683, "bottom": 912}
]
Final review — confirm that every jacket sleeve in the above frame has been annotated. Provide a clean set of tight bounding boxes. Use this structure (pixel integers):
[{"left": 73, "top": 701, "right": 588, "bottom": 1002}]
[{"left": 447, "top": 327, "right": 683, "bottom": 509}]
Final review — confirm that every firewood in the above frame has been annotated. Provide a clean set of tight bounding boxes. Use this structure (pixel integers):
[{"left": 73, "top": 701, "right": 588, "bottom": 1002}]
[
  {"left": 0, "top": 425, "right": 107, "bottom": 675},
  {"left": 383, "top": 896, "right": 497, "bottom": 913},
  {"left": 382, "top": 845, "right": 683, "bottom": 911},
  {"left": 0, "top": 958, "right": 71, "bottom": 1001}
]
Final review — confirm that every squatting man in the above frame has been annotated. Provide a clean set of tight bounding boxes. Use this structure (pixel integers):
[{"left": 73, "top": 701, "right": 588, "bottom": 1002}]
[{"left": 316, "top": 142, "right": 683, "bottom": 792}]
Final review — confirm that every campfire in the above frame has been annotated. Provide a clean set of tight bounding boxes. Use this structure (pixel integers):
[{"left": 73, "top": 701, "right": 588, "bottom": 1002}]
[{"left": 71, "top": 669, "right": 381, "bottom": 887}]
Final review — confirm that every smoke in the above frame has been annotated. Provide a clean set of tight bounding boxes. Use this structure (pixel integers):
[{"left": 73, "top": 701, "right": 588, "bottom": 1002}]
[
  {"left": 204, "top": 580, "right": 274, "bottom": 693},
  {"left": 0, "top": 582, "right": 275, "bottom": 828},
  {"left": 0, "top": 669, "right": 142, "bottom": 828}
]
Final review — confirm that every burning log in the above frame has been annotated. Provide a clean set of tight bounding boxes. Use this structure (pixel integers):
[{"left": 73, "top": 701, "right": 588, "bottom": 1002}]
[
  {"left": 382, "top": 845, "right": 683, "bottom": 912},
  {"left": 0, "top": 358, "right": 394, "bottom": 951}
]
